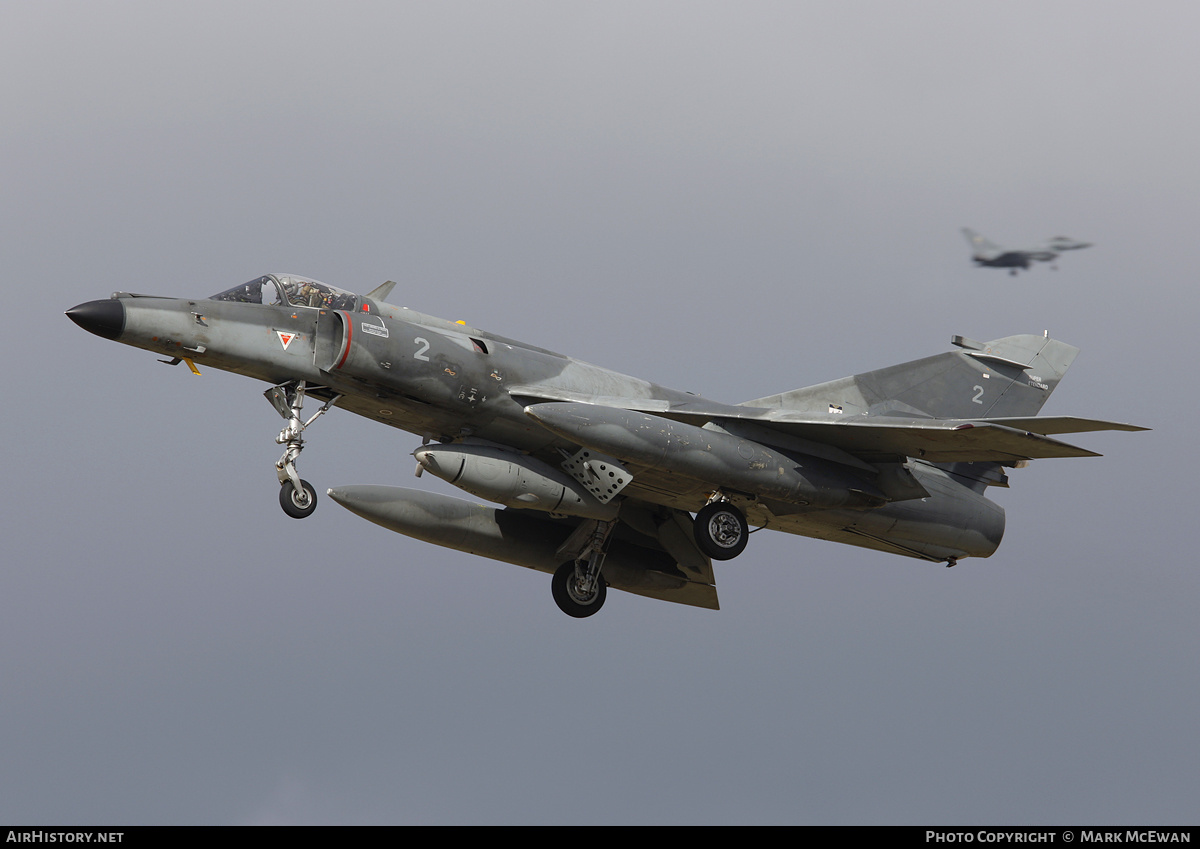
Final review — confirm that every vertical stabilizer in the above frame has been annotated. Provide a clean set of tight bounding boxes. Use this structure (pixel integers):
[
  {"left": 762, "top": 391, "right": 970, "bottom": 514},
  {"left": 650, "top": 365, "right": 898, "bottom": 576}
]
[
  {"left": 962, "top": 227, "right": 1002, "bottom": 259},
  {"left": 742, "top": 335, "right": 1079, "bottom": 420}
]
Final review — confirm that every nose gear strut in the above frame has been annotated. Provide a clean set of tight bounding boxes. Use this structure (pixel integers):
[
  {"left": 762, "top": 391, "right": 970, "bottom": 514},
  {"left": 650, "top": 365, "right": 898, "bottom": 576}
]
[{"left": 267, "top": 381, "right": 341, "bottom": 518}]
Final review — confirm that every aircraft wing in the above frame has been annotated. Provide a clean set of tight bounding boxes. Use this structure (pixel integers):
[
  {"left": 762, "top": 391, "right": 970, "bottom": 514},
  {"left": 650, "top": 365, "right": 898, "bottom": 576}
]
[
  {"left": 509, "top": 386, "right": 1145, "bottom": 463},
  {"left": 609, "top": 501, "right": 719, "bottom": 609},
  {"left": 680, "top": 410, "right": 1136, "bottom": 462},
  {"left": 508, "top": 385, "right": 675, "bottom": 413},
  {"left": 704, "top": 414, "right": 1129, "bottom": 462}
]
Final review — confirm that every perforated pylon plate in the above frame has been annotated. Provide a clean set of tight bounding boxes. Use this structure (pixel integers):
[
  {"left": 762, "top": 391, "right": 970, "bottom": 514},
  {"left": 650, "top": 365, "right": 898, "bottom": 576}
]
[{"left": 560, "top": 449, "right": 633, "bottom": 504}]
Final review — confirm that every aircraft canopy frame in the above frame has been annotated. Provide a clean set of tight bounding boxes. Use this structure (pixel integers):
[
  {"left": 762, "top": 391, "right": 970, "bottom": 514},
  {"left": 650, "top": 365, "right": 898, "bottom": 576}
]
[{"left": 210, "top": 274, "right": 359, "bottom": 311}]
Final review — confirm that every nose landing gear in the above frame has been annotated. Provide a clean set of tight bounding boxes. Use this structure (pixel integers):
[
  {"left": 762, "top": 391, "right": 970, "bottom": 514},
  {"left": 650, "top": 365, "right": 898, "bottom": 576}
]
[
  {"left": 280, "top": 478, "right": 319, "bottom": 518},
  {"left": 267, "top": 381, "right": 341, "bottom": 518}
]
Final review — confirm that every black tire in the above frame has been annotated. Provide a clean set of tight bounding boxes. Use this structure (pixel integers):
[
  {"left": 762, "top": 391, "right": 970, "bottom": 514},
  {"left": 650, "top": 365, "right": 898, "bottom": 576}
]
[
  {"left": 280, "top": 479, "right": 318, "bottom": 519},
  {"left": 551, "top": 562, "right": 607, "bottom": 618},
  {"left": 693, "top": 501, "right": 749, "bottom": 560}
]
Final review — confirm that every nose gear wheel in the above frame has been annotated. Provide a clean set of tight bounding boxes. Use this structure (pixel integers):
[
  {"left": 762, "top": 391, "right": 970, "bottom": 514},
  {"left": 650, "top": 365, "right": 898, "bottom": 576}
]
[{"left": 280, "top": 479, "right": 318, "bottom": 518}]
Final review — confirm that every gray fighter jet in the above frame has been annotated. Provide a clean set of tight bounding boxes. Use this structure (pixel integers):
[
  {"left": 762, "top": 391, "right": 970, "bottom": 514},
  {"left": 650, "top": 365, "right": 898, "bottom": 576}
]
[
  {"left": 67, "top": 273, "right": 1143, "bottom": 617},
  {"left": 962, "top": 228, "right": 1092, "bottom": 275}
]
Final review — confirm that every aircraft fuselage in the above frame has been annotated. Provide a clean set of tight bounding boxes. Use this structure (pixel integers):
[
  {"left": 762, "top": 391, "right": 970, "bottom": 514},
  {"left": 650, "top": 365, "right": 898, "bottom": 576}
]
[
  {"left": 68, "top": 267, "right": 1143, "bottom": 617},
  {"left": 68, "top": 282, "right": 1008, "bottom": 571}
]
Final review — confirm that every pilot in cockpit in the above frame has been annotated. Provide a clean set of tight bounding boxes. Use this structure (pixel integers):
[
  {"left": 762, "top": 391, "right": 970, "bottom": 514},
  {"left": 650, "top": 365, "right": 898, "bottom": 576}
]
[
  {"left": 297, "top": 280, "right": 324, "bottom": 307},
  {"left": 278, "top": 279, "right": 299, "bottom": 304}
]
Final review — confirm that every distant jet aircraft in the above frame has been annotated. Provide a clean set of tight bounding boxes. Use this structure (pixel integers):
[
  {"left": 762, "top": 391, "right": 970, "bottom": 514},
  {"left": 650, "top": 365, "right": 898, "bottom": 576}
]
[
  {"left": 68, "top": 273, "right": 1143, "bottom": 618},
  {"left": 962, "top": 228, "right": 1092, "bottom": 275}
]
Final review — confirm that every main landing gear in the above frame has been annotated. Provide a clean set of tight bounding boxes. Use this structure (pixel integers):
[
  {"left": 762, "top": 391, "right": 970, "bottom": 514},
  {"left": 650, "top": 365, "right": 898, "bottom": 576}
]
[
  {"left": 551, "top": 519, "right": 616, "bottom": 617},
  {"left": 268, "top": 380, "right": 341, "bottom": 519},
  {"left": 549, "top": 497, "right": 751, "bottom": 617},
  {"left": 693, "top": 496, "right": 749, "bottom": 561},
  {"left": 552, "top": 561, "right": 608, "bottom": 618}
]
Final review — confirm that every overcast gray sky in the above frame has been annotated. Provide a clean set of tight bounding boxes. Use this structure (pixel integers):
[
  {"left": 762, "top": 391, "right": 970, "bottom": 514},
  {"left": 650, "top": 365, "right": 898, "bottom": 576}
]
[{"left": 3, "top": 1, "right": 1197, "bottom": 825}]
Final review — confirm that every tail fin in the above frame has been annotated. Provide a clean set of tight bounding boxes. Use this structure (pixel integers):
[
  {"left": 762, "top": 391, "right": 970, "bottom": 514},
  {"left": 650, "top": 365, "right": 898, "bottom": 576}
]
[
  {"left": 961, "top": 227, "right": 1003, "bottom": 259},
  {"left": 743, "top": 334, "right": 1079, "bottom": 420}
]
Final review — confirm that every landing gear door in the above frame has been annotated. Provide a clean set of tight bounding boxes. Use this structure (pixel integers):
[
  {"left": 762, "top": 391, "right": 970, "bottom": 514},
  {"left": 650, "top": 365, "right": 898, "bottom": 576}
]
[
  {"left": 314, "top": 309, "right": 349, "bottom": 373},
  {"left": 265, "top": 385, "right": 292, "bottom": 419}
]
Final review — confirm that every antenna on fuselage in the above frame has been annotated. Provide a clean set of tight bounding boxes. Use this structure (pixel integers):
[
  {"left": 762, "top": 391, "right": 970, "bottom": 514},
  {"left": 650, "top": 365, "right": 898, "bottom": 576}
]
[{"left": 367, "top": 280, "right": 398, "bottom": 302}]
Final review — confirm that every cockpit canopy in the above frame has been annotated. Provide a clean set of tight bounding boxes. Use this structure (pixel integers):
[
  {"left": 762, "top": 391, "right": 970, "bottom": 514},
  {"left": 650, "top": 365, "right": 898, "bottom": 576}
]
[{"left": 210, "top": 274, "right": 359, "bottom": 311}]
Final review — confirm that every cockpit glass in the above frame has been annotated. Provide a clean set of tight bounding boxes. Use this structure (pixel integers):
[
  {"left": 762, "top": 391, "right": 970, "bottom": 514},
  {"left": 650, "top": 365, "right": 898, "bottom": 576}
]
[
  {"left": 274, "top": 275, "right": 359, "bottom": 310},
  {"left": 210, "top": 274, "right": 359, "bottom": 311},
  {"left": 209, "top": 276, "right": 284, "bottom": 305}
]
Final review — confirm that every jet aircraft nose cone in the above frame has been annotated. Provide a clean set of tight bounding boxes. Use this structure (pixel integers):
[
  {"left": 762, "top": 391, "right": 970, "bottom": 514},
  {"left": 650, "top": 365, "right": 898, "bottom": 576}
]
[{"left": 66, "top": 299, "right": 125, "bottom": 341}]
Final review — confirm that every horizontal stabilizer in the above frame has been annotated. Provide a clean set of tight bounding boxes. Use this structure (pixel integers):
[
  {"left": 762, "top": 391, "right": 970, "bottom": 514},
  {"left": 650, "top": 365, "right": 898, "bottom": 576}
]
[{"left": 978, "top": 416, "right": 1149, "bottom": 435}]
